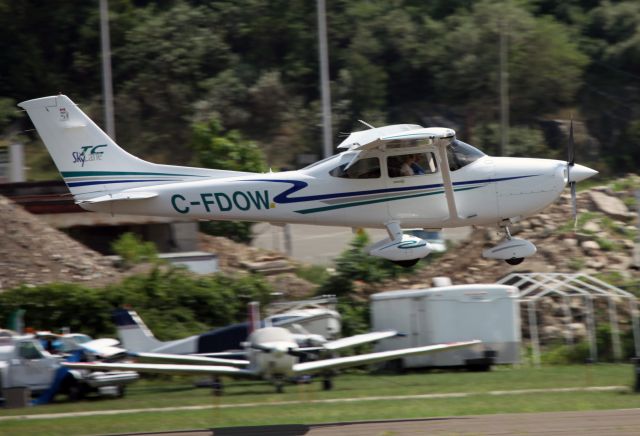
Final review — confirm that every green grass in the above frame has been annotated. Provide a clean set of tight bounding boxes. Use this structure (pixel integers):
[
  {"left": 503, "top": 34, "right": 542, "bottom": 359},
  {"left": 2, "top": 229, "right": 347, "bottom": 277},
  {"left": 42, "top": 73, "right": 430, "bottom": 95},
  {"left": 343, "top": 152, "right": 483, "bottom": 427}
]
[{"left": 0, "top": 364, "right": 638, "bottom": 435}]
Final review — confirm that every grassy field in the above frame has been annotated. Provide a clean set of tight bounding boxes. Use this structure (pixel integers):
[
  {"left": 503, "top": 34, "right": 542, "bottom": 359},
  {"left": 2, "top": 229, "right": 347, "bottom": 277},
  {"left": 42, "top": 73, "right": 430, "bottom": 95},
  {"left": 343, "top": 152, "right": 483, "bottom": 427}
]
[{"left": 1, "top": 364, "right": 639, "bottom": 435}]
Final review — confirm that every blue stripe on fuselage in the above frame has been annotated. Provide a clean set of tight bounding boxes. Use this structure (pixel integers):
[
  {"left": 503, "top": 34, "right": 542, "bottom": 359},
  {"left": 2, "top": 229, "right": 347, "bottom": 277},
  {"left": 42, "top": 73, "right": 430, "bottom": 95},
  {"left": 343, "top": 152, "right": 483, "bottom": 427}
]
[{"left": 244, "top": 175, "right": 538, "bottom": 205}]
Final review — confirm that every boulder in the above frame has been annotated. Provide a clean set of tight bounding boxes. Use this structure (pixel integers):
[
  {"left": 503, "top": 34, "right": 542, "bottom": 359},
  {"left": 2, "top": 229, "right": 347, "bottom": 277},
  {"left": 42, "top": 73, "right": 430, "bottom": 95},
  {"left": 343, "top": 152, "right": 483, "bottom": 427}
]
[{"left": 588, "top": 191, "right": 631, "bottom": 220}]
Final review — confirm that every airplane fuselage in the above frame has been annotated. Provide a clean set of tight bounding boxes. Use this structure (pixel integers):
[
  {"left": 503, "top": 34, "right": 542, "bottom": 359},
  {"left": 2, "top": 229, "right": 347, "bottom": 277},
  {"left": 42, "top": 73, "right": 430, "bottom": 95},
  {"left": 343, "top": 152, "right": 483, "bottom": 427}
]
[{"left": 81, "top": 152, "right": 567, "bottom": 230}]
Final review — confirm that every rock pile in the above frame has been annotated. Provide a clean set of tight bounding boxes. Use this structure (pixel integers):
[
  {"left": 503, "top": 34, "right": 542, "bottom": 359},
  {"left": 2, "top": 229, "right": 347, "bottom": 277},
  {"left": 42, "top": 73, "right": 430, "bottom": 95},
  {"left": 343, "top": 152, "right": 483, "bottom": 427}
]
[
  {"left": 198, "top": 233, "right": 315, "bottom": 298},
  {"left": 0, "top": 195, "right": 122, "bottom": 290}
]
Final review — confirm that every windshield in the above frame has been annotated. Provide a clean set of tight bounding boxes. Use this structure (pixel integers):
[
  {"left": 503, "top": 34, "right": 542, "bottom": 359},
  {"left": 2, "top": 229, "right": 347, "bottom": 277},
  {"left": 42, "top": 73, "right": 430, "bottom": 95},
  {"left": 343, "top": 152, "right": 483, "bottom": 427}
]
[{"left": 447, "top": 139, "right": 485, "bottom": 171}]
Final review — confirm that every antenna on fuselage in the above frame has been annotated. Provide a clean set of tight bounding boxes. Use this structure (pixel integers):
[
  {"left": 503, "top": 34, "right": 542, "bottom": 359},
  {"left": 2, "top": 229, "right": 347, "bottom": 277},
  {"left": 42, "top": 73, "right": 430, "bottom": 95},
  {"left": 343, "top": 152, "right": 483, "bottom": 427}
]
[{"left": 357, "top": 120, "right": 376, "bottom": 129}]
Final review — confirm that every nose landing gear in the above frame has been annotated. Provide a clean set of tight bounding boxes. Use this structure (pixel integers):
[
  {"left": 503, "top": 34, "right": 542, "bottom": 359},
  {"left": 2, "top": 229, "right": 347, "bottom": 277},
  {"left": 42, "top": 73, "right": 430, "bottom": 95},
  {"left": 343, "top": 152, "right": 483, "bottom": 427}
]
[{"left": 482, "top": 224, "right": 536, "bottom": 265}]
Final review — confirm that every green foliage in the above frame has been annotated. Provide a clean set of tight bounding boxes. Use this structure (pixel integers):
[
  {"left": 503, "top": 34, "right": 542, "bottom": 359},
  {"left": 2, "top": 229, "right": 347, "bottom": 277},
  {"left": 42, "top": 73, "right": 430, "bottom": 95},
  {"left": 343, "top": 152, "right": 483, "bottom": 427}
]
[
  {"left": 191, "top": 118, "right": 267, "bottom": 173},
  {"left": 477, "top": 124, "right": 554, "bottom": 158},
  {"left": 295, "top": 265, "right": 331, "bottom": 285},
  {"left": 0, "top": 283, "right": 114, "bottom": 337},
  {"left": 541, "top": 341, "right": 590, "bottom": 365},
  {"left": 319, "top": 232, "right": 410, "bottom": 297},
  {"left": 111, "top": 232, "right": 159, "bottom": 268},
  {"left": 0, "top": 269, "right": 273, "bottom": 340}
]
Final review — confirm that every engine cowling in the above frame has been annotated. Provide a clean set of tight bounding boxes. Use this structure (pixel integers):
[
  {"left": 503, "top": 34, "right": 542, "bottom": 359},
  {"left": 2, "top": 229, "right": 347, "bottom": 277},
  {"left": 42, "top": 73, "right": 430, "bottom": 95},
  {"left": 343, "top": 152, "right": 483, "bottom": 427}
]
[{"left": 367, "top": 234, "right": 432, "bottom": 261}]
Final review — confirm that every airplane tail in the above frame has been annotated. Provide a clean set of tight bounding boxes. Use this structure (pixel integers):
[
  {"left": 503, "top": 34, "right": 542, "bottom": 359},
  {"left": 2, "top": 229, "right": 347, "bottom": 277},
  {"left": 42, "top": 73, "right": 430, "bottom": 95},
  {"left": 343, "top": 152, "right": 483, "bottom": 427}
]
[
  {"left": 18, "top": 95, "right": 246, "bottom": 202},
  {"left": 112, "top": 308, "right": 165, "bottom": 353}
]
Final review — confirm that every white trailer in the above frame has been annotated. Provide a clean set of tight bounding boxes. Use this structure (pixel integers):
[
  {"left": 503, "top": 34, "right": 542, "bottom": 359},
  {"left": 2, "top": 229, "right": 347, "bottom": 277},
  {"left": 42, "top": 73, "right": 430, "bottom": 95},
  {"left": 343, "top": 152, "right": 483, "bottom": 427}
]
[{"left": 370, "top": 284, "right": 521, "bottom": 370}]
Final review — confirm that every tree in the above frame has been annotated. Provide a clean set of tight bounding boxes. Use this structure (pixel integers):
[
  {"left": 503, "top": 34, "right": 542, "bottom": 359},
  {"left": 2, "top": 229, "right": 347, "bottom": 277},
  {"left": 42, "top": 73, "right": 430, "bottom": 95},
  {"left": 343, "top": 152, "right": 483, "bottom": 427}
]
[{"left": 425, "top": 0, "right": 588, "bottom": 140}]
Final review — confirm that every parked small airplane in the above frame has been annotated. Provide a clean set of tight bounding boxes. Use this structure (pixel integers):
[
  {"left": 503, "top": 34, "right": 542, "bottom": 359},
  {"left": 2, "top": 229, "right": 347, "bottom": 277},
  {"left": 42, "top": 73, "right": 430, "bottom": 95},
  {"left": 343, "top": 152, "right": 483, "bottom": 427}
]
[
  {"left": 112, "top": 303, "right": 340, "bottom": 359},
  {"left": 19, "top": 95, "right": 597, "bottom": 266},
  {"left": 65, "top": 325, "right": 480, "bottom": 392}
]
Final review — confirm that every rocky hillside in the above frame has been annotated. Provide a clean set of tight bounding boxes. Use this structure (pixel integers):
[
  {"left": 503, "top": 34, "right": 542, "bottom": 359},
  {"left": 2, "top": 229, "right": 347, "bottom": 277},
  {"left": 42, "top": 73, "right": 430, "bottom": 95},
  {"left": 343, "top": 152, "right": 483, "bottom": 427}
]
[{"left": 0, "top": 195, "right": 122, "bottom": 290}]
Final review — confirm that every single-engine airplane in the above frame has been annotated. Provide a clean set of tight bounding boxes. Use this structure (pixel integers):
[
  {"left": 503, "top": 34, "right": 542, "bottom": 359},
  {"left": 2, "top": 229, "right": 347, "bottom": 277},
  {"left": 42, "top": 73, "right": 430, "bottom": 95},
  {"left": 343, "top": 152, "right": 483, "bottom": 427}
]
[
  {"left": 19, "top": 95, "right": 597, "bottom": 266},
  {"left": 65, "top": 324, "right": 480, "bottom": 392}
]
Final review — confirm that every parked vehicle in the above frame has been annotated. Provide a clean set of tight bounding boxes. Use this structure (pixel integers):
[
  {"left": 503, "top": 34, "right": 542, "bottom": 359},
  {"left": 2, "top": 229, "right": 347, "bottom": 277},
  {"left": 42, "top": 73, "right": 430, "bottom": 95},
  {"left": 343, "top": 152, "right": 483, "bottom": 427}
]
[
  {"left": 370, "top": 284, "right": 521, "bottom": 371},
  {"left": 0, "top": 330, "right": 138, "bottom": 404}
]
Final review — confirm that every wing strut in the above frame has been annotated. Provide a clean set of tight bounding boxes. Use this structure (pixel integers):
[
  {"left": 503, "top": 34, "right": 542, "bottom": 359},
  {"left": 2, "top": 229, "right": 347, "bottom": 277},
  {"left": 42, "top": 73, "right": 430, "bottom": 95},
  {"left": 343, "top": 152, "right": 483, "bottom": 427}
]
[{"left": 435, "top": 141, "right": 464, "bottom": 225}]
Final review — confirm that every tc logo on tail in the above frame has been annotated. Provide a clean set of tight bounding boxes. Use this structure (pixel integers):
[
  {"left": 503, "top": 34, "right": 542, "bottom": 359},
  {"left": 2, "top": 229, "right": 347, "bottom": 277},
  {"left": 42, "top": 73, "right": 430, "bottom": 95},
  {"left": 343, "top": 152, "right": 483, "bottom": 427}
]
[{"left": 72, "top": 144, "right": 108, "bottom": 167}]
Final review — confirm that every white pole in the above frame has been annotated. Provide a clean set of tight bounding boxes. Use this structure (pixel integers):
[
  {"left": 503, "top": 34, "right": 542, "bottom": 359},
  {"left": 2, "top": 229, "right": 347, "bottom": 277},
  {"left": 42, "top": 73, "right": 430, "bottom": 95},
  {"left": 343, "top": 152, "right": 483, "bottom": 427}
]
[
  {"left": 528, "top": 300, "right": 541, "bottom": 367},
  {"left": 499, "top": 15, "right": 509, "bottom": 156},
  {"left": 100, "top": 0, "right": 116, "bottom": 140},
  {"left": 317, "top": 0, "right": 333, "bottom": 159}
]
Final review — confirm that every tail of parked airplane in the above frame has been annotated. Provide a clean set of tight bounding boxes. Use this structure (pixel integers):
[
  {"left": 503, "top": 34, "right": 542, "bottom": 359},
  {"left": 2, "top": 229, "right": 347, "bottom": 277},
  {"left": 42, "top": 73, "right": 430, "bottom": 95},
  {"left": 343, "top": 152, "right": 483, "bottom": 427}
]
[
  {"left": 18, "top": 95, "right": 248, "bottom": 203},
  {"left": 112, "top": 308, "right": 165, "bottom": 353}
]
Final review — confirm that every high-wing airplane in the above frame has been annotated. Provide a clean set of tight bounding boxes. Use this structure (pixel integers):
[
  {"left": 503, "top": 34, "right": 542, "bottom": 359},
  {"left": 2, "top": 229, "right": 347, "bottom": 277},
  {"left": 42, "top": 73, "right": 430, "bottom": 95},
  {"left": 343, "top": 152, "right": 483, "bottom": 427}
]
[
  {"left": 19, "top": 95, "right": 597, "bottom": 266},
  {"left": 65, "top": 325, "right": 480, "bottom": 392}
]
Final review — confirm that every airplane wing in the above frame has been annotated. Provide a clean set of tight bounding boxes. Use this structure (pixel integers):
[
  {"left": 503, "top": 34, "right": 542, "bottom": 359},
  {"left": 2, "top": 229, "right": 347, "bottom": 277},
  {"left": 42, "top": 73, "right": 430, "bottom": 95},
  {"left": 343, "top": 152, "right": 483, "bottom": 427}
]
[
  {"left": 321, "top": 331, "right": 399, "bottom": 351},
  {"left": 292, "top": 340, "right": 481, "bottom": 375},
  {"left": 63, "top": 361, "right": 258, "bottom": 378},
  {"left": 339, "top": 126, "right": 455, "bottom": 170},
  {"left": 131, "top": 351, "right": 250, "bottom": 367}
]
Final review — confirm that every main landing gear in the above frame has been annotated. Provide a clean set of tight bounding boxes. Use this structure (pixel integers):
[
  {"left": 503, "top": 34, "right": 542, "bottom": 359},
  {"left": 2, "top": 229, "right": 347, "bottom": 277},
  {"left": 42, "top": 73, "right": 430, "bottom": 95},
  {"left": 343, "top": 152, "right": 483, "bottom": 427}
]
[
  {"left": 367, "top": 221, "right": 431, "bottom": 268},
  {"left": 482, "top": 224, "right": 537, "bottom": 265}
]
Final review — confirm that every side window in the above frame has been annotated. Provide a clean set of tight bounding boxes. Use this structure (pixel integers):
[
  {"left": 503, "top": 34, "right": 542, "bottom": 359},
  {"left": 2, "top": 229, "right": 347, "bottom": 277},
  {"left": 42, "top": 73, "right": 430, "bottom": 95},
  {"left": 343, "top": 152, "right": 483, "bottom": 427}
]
[
  {"left": 329, "top": 157, "right": 380, "bottom": 179},
  {"left": 18, "top": 341, "right": 43, "bottom": 359},
  {"left": 387, "top": 152, "right": 438, "bottom": 178}
]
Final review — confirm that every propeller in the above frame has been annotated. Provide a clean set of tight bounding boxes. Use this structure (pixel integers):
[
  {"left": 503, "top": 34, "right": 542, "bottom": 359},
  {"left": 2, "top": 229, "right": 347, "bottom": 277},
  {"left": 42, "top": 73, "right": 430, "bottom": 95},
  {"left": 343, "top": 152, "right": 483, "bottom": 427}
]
[{"left": 567, "top": 119, "right": 578, "bottom": 229}]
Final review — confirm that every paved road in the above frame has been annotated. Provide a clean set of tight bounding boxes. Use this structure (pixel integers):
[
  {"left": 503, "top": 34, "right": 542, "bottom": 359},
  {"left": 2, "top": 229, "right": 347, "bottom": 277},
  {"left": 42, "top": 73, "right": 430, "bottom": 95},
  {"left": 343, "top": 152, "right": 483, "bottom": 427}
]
[
  {"left": 251, "top": 223, "right": 471, "bottom": 265},
  {"left": 109, "top": 409, "right": 640, "bottom": 435}
]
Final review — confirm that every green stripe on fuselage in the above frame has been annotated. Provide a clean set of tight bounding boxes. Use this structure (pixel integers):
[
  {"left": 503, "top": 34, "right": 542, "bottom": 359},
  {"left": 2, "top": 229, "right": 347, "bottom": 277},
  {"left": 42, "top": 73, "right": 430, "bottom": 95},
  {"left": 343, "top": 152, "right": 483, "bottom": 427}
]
[
  {"left": 294, "top": 186, "right": 479, "bottom": 214},
  {"left": 60, "top": 171, "right": 206, "bottom": 178}
]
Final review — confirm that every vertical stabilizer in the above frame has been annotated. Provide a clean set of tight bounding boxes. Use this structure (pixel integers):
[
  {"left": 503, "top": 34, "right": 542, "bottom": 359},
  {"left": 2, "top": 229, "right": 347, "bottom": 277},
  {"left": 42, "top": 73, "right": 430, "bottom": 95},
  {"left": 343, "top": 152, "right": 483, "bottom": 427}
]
[
  {"left": 112, "top": 308, "right": 165, "bottom": 352},
  {"left": 18, "top": 95, "right": 246, "bottom": 202}
]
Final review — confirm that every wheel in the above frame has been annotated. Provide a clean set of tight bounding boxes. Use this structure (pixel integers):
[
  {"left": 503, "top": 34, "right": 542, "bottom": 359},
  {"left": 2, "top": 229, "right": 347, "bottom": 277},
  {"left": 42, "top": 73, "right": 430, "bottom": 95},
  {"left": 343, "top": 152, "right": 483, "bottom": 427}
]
[
  {"left": 392, "top": 259, "right": 420, "bottom": 268},
  {"left": 505, "top": 257, "right": 524, "bottom": 265},
  {"left": 65, "top": 379, "right": 85, "bottom": 401},
  {"left": 322, "top": 378, "right": 333, "bottom": 391}
]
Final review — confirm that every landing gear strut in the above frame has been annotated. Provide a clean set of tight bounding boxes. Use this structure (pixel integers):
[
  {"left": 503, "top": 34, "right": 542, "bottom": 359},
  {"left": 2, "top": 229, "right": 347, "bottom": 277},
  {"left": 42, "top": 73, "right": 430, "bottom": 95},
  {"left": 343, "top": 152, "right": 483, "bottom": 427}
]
[{"left": 502, "top": 226, "right": 524, "bottom": 265}]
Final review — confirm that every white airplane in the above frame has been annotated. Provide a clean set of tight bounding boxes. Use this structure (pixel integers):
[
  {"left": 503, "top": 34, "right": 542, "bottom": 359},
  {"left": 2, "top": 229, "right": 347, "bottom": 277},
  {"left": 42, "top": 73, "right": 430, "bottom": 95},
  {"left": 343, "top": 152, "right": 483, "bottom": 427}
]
[
  {"left": 65, "top": 325, "right": 480, "bottom": 392},
  {"left": 19, "top": 95, "right": 597, "bottom": 266},
  {"left": 111, "top": 304, "right": 339, "bottom": 357}
]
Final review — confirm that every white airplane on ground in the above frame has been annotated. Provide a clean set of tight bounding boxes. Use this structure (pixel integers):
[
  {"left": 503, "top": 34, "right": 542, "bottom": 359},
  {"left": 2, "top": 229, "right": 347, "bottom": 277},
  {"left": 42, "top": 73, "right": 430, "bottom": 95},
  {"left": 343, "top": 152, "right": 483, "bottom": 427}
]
[
  {"left": 111, "top": 303, "right": 340, "bottom": 358},
  {"left": 19, "top": 95, "right": 597, "bottom": 266},
  {"left": 65, "top": 325, "right": 480, "bottom": 392}
]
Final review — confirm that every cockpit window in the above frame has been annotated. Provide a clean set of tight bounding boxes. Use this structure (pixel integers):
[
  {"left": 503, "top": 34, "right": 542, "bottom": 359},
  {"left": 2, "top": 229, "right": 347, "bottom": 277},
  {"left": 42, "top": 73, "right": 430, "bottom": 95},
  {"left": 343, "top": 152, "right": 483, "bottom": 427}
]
[
  {"left": 330, "top": 157, "right": 380, "bottom": 179},
  {"left": 447, "top": 140, "right": 485, "bottom": 171}
]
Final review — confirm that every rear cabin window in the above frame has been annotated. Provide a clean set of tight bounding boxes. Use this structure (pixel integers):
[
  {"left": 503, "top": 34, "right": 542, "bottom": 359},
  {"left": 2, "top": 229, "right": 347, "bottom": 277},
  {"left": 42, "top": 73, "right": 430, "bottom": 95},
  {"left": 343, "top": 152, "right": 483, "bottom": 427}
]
[
  {"left": 330, "top": 157, "right": 380, "bottom": 179},
  {"left": 387, "top": 152, "right": 438, "bottom": 178}
]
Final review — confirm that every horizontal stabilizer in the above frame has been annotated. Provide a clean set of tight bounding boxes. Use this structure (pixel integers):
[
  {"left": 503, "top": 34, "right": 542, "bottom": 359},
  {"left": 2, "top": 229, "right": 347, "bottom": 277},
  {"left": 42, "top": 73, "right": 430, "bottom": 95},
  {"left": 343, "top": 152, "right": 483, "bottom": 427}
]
[
  {"left": 78, "top": 191, "right": 158, "bottom": 204},
  {"left": 63, "top": 361, "right": 257, "bottom": 378}
]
